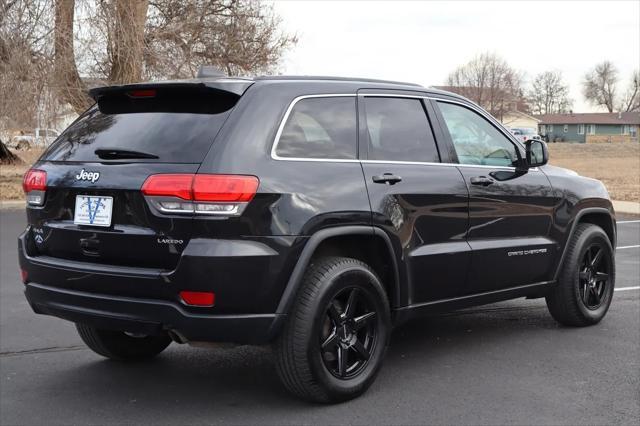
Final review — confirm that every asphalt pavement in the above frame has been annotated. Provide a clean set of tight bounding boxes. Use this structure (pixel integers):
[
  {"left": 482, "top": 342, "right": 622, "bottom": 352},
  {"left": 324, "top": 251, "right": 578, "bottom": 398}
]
[{"left": 1, "top": 209, "right": 638, "bottom": 425}]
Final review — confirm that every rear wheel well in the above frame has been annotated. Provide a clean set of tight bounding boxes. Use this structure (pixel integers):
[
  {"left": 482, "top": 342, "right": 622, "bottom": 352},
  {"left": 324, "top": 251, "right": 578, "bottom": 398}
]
[
  {"left": 310, "top": 234, "right": 398, "bottom": 308},
  {"left": 578, "top": 212, "right": 615, "bottom": 247}
]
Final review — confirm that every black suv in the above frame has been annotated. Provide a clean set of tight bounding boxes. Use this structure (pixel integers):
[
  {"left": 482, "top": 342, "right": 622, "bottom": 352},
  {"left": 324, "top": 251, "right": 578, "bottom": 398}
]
[{"left": 19, "top": 74, "right": 616, "bottom": 403}]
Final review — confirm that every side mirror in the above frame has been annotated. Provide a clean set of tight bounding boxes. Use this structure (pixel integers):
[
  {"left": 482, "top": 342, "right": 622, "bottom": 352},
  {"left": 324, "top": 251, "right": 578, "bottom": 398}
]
[{"left": 525, "top": 139, "right": 548, "bottom": 167}]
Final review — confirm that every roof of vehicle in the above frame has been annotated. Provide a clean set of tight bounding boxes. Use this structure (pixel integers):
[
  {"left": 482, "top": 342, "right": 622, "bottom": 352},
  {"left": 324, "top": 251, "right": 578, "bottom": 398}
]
[
  {"left": 89, "top": 75, "right": 468, "bottom": 102},
  {"left": 254, "top": 75, "right": 422, "bottom": 87}
]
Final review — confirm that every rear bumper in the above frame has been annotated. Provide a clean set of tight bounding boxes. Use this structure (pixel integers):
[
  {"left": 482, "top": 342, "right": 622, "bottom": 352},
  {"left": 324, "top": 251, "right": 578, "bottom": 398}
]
[
  {"left": 25, "top": 282, "right": 281, "bottom": 344},
  {"left": 18, "top": 229, "right": 299, "bottom": 344}
]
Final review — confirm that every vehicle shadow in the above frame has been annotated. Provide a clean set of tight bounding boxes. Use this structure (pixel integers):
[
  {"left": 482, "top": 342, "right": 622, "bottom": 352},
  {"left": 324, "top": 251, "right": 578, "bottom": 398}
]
[{"left": 30, "top": 301, "right": 564, "bottom": 420}]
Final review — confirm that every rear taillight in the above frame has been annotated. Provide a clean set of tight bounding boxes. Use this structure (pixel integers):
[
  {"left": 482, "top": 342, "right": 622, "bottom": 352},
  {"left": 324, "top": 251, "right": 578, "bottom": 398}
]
[
  {"left": 141, "top": 174, "right": 259, "bottom": 216},
  {"left": 22, "top": 169, "right": 47, "bottom": 206}
]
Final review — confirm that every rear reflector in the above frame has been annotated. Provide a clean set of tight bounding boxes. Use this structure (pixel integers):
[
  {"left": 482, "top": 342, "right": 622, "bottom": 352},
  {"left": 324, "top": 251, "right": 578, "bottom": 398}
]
[
  {"left": 180, "top": 291, "right": 215, "bottom": 307},
  {"left": 20, "top": 268, "right": 28, "bottom": 284}
]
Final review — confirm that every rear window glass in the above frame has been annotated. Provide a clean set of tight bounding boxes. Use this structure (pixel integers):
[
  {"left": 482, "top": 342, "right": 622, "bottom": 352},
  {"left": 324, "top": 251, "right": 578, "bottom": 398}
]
[
  {"left": 41, "top": 88, "right": 237, "bottom": 163},
  {"left": 275, "top": 97, "right": 357, "bottom": 159}
]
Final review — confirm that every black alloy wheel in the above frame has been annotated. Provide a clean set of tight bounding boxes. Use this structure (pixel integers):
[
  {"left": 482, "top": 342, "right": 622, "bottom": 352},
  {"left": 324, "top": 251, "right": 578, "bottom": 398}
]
[
  {"left": 320, "top": 287, "right": 378, "bottom": 379},
  {"left": 578, "top": 243, "right": 612, "bottom": 310},
  {"left": 275, "top": 256, "right": 391, "bottom": 403}
]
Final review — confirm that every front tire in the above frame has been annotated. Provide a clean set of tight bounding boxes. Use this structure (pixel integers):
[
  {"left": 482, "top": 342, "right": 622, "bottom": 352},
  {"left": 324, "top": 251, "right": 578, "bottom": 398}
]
[
  {"left": 76, "top": 324, "right": 171, "bottom": 361},
  {"left": 275, "top": 256, "right": 391, "bottom": 403},
  {"left": 546, "top": 223, "right": 615, "bottom": 326}
]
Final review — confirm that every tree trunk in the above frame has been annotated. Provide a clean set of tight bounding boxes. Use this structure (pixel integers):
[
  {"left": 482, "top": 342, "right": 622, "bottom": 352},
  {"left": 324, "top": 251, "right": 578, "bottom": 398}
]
[
  {"left": 0, "top": 140, "right": 21, "bottom": 165},
  {"left": 108, "top": 0, "right": 149, "bottom": 84},
  {"left": 54, "top": 0, "right": 92, "bottom": 114}
]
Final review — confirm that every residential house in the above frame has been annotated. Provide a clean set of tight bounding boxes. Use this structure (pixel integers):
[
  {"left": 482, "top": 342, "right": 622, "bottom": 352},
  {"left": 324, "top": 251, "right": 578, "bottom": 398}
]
[
  {"left": 537, "top": 112, "right": 639, "bottom": 143},
  {"left": 500, "top": 102, "right": 540, "bottom": 130}
]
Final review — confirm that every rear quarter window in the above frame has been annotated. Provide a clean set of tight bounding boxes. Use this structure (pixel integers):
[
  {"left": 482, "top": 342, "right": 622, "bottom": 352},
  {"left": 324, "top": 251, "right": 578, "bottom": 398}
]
[{"left": 275, "top": 96, "right": 357, "bottom": 160}]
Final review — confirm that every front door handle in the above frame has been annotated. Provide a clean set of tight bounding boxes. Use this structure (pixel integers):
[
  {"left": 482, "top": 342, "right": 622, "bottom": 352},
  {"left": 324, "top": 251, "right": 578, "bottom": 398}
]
[
  {"left": 372, "top": 173, "right": 402, "bottom": 185},
  {"left": 470, "top": 176, "right": 495, "bottom": 186}
]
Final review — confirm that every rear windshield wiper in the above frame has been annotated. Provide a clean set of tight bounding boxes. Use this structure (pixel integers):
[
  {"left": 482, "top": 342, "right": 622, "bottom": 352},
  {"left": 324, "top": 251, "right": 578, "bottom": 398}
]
[{"left": 95, "top": 148, "right": 159, "bottom": 160}]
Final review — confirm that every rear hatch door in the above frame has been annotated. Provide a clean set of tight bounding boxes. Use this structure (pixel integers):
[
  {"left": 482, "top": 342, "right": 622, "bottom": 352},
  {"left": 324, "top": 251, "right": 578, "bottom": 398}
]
[{"left": 27, "top": 82, "right": 246, "bottom": 270}]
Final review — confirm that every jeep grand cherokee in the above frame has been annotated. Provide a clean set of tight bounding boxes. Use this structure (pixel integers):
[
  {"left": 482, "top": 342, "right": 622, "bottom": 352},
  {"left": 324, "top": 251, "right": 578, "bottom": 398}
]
[{"left": 19, "top": 74, "right": 616, "bottom": 403}]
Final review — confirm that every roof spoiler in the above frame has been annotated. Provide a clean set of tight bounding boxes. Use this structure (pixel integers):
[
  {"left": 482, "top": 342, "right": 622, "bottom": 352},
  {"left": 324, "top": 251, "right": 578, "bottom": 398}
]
[{"left": 89, "top": 78, "right": 253, "bottom": 101}]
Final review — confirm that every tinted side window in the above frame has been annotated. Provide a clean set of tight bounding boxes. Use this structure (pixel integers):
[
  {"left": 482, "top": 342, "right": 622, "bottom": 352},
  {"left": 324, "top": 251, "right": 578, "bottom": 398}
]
[
  {"left": 437, "top": 102, "right": 519, "bottom": 167},
  {"left": 275, "top": 97, "right": 356, "bottom": 159},
  {"left": 363, "top": 97, "right": 439, "bottom": 163}
]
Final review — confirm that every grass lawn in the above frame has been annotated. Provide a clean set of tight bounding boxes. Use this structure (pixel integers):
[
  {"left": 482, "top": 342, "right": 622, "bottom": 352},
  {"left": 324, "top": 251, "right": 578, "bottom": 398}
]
[
  {"left": 1, "top": 143, "right": 639, "bottom": 202},
  {"left": 547, "top": 142, "right": 639, "bottom": 203}
]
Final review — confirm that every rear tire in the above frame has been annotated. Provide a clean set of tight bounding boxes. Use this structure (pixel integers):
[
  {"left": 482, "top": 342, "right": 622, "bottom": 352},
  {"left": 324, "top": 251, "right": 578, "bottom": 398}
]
[
  {"left": 76, "top": 324, "right": 171, "bottom": 361},
  {"left": 275, "top": 256, "right": 391, "bottom": 403},
  {"left": 546, "top": 223, "right": 615, "bottom": 326}
]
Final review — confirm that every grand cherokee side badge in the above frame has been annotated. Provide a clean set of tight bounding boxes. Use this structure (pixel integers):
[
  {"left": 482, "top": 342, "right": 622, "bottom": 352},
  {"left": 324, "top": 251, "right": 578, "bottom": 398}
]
[{"left": 76, "top": 169, "right": 100, "bottom": 183}]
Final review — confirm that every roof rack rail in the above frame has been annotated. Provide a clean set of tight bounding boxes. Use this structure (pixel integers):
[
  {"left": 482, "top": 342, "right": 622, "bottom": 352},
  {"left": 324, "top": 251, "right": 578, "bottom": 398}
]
[{"left": 254, "top": 75, "right": 422, "bottom": 87}]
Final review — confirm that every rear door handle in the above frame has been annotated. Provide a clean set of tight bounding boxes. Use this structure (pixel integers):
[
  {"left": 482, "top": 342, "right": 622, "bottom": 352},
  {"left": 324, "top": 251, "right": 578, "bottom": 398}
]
[
  {"left": 470, "top": 176, "right": 495, "bottom": 186},
  {"left": 372, "top": 173, "right": 402, "bottom": 185}
]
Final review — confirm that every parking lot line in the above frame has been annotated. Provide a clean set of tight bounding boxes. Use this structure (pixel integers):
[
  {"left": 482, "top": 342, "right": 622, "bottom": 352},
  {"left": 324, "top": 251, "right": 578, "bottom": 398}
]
[
  {"left": 615, "top": 286, "right": 640, "bottom": 292},
  {"left": 617, "top": 220, "right": 640, "bottom": 224},
  {"left": 617, "top": 245, "right": 640, "bottom": 250}
]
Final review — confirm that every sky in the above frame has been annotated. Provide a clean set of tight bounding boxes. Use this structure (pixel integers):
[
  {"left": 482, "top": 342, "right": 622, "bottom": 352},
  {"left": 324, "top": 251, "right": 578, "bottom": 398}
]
[{"left": 272, "top": 0, "right": 640, "bottom": 112}]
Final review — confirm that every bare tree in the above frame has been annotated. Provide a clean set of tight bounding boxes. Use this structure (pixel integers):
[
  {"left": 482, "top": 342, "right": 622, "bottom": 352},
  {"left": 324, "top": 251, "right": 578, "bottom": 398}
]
[
  {"left": 106, "top": 0, "right": 149, "bottom": 84},
  {"left": 54, "top": 0, "right": 297, "bottom": 114},
  {"left": 54, "top": 0, "right": 91, "bottom": 113},
  {"left": 528, "top": 70, "right": 572, "bottom": 115},
  {"left": 143, "top": 0, "right": 298, "bottom": 78},
  {"left": 0, "top": 138, "right": 21, "bottom": 164},
  {"left": 1, "top": 0, "right": 57, "bottom": 131},
  {"left": 619, "top": 70, "right": 639, "bottom": 112},
  {"left": 583, "top": 61, "right": 618, "bottom": 112},
  {"left": 446, "top": 53, "right": 524, "bottom": 120}
]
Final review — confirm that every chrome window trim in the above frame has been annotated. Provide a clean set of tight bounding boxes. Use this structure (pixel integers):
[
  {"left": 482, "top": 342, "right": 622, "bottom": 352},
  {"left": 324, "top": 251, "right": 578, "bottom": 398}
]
[
  {"left": 360, "top": 159, "right": 537, "bottom": 171},
  {"left": 270, "top": 92, "right": 535, "bottom": 171},
  {"left": 270, "top": 93, "right": 359, "bottom": 163}
]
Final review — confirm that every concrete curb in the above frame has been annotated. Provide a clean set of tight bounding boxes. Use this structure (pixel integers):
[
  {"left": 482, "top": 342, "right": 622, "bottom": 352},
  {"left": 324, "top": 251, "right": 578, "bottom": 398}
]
[
  {"left": 1, "top": 199, "right": 639, "bottom": 214},
  {"left": 0, "top": 200, "right": 26, "bottom": 210}
]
